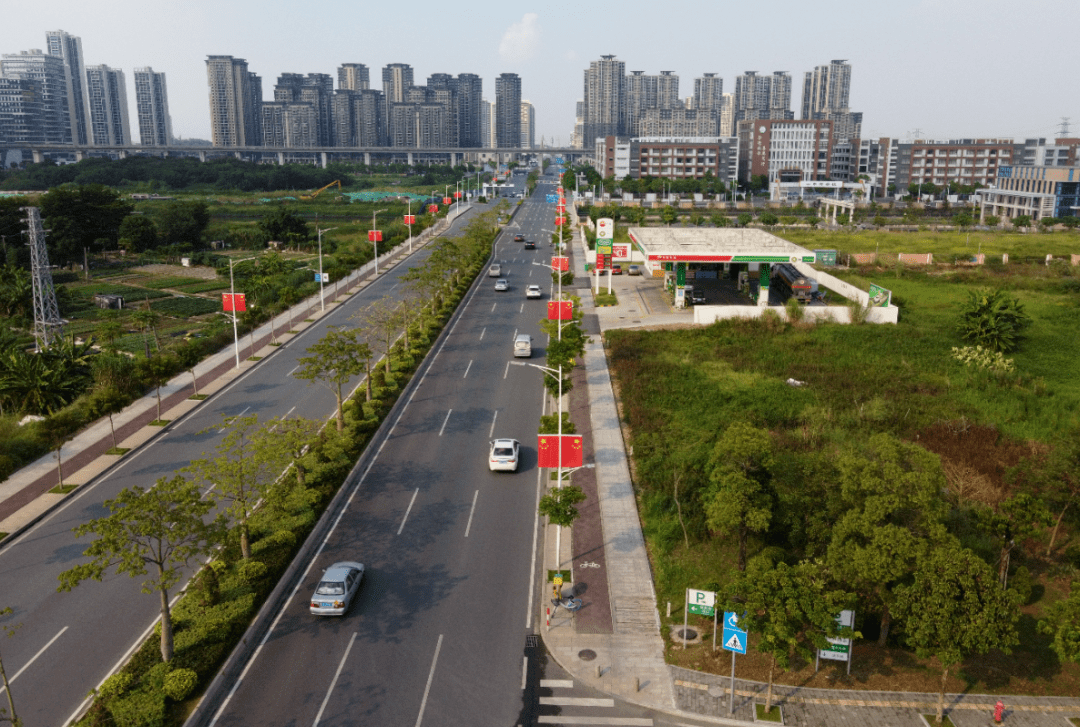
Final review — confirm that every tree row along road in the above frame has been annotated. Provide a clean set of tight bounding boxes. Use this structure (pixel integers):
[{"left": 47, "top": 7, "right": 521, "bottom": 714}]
[
  {"left": 0, "top": 201, "right": 489, "bottom": 727},
  {"left": 204, "top": 174, "right": 557, "bottom": 726}
]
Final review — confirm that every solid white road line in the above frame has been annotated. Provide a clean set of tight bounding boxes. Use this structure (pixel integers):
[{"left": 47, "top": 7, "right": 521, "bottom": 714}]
[
  {"left": 489, "top": 410, "right": 498, "bottom": 438},
  {"left": 520, "top": 303, "right": 524, "bottom": 313},
  {"left": 312, "top": 632, "right": 357, "bottom": 726},
  {"left": 504, "top": 360, "right": 511, "bottom": 380},
  {"left": 464, "top": 489, "right": 479, "bottom": 537},
  {"left": 413, "top": 634, "right": 443, "bottom": 727},
  {"left": 463, "top": 360, "right": 472, "bottom": 378},
  {"left": 439, "top": 409, "right": 452, "bottom": 436},
  {"left": 287, "top": 365, "right": 299, "bottom": 376},
  {"left": 539, "top": 679, "right": 574, "bottom": 688},
  {"left": 0, "top": 626, "right": 67, "bottom": 694},
  {"left": 397, "top": 488, "right": 419, "bottom": 535},
  {"left": 540, "top": 697, "right": 616, "bottom": 707},
  {"left": 522, "top": 656, "right": 528, "bottom": 690}
]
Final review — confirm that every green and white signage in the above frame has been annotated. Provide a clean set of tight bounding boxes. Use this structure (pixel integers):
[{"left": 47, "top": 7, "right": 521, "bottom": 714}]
[
  {"left": 819, "top": 609, "right": 854, "bottom": 662},
  {"left": 868, "top": 284, "right": 892, "bottom": 307},
  {"left": 687, "top": 588, "right": 715, "bottom": 616}
]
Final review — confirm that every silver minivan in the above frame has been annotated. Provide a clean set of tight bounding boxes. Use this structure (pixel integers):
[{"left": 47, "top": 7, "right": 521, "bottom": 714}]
[
  {"left": 513, "top": 334, "right": 532, "bottom": 358},
  {"left": 489, "top": 264, "right": 502, "bottom": 277}
]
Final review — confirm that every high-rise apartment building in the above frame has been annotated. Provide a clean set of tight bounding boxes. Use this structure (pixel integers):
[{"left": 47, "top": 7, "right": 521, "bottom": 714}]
[
  {"left": 262, "top": 102, "right": 317, "bottom": 147},
  {"left": 582, "top": 55, "right": 625, "bottom": 148},
  {"left": 0, "top": 78, "right": 45, "bottom": 149},
  {"left": 625, "top": 71, "right": 656, "bottom": 137},
  {"left": 45, "top": 30, "right": 90, "bottom": 145},
  {"left": 769, "top": 72, "right": 793, "bottom": 120},
  {"left": 338, "top": 63, "right": 369, "bottom": 91},
  {"left": 456, "top": 73, "right": 483, "bottom": 148},
  {"left": 719, "top": 93, "right": 734, "bottom": 137},
  {"left": 495, "top": 73, "right": 521, "bottom": 148},
  {"left": 733, "top": 72, "right": 771, "bottom": 123},
  {"left": 205, "top": 55, "right": 262, "bottom": 147},
  {"left": 693, "top": 73, "right": 723, "bottom": 112},
  {"left": 480, "top": 99, "right": 494, "bottom": 148},
  {"left": 133, "top": 67, "right": 172, "bottom": 146},
  {"left": 1, "top": 50, "right": 74, "bottom": 144},
  {"left": 85, "top": 65, "right": 131, "bottom": 146},
  {"left": 656, "top": 71, "right": 680, "bottom": 110},
  {"left": 801, "top": 60, "right": 860, "bottom": 141},
  {"left": 520, "top": 100, "right": 535, "bottom": 149}
]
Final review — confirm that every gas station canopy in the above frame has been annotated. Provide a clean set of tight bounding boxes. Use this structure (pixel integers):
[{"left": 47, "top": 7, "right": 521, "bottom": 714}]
[{"left": 627, "top": 227, "right": 815, "bottom": 265}]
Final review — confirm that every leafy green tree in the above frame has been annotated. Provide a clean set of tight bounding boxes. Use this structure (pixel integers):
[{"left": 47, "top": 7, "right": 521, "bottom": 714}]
[
  {"left": 130, "top": 300, "right": 162, "bottom": 353},
  {"left": 538, "top": 484, "right": 586, "bottom": 527},
  {"left": 175, "top": 342, "right": 203, "bottom": 398},
  {"left": 750, "top": 174, "right": 769, "bottom": 192},
  {"left": 117, "top": 215, "right": 159, "bottom": 253},
  {"left": 894, "top": 544, "right": 1020, "bottom": 724},
  {"left": 976, "top": 493, "right": 1052, "bottom": 587},
  {"left": 0, "top": 265, "right": 32, "bottom": 322},
  {"left": 154, "top": 200, "right": 211, "bottom": 246},
  {"left": 93, "top": 317, "right": 126, "bottom": 351},
  {"left": 660, "top": 206, "right": 678, "bottom": 226},
  {"left": 737, "top": 212, "right": 753, "bottom": 228},
  {"left": 952, "top": 211, "right": 973, "bottom": 229},
  {"left": 185, "top": 414, "right": 296, "bottom": 559},
  {"left": 956, "top": 288, "right": 1032, "bottom": 353},
  {"left": 1009, "top": 437, "right": 1080, "bottom": 555},
  {"left": 141, "top": 354, "right": 176, "bottom": 421},
  {"left": 827, "top": 433, "right": 949, "bottom": 644},
  {"left": 356, "top": 296, "right": 402, "bottom": 376},
  {"left": 58, "top": 475, "right": 217, "bottom": 662},
  {"left": 759, "top": 211, "right": 779, "bottom": 226},
  {"left": 85, "top": 385, "right": 128, "bottom": 450},
  {"left": 704, "top": 422, "right": 774, "bottom": 571},
  {"left": 726, "top": 559, "right": 853, "bottom": 714},
  {"left": 258, "top": 207, "right": 311, "bottom": 247},
  {"left": 1039, "top": 580, "right": 1080, "bottom": 664},
  {"left": 710, "top": 212, "right": 729, "bottom": 227},
  {"left": 295, "top": 326, "right": 369, "bottom": 430},
  {"left": 1011, "top": 215, "right": 1031, "bottom": 228},
  {"left": 39, "top": 184, "right": 134, "bottom": 263}
]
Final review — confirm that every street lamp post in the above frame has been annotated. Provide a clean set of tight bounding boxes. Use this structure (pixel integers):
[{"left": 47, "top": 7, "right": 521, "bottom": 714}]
[
  {"left": 372, "top": 209, "right": 387, "bottom": 276},
  {"left": 227, "top": 254, "right": 261, "bottom": 369},
  {"left": 406, "top": 198, "right": 413, "bottom": 253},
  {"left": 316, "top": 226, "right": 337, "bottom": 311}
]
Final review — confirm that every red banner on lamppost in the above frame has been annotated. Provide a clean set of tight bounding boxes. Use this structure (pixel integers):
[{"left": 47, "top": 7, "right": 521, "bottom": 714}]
[
  {"left": 556, "top": 187, "right": 564, "bottom": 195},
  {"left": 368, "top": 230, "right": 383, "bottom": 242},
  {"left": 552, "top": 256, "right": 569, "bottom": 271},
  {"left": 547, "top": 300, "right": 573, "bottom": 320},
  {"left": 403, "top": 214, "right": 416, "bottom": 224},
  {"left": 428, "top": 204, "right": 439, "bottom": 214},
  {"left": 453, "top": 190, "right": 462, "bottom": 199},
  {"left": 537, "top": 434, "right": 583, "bottom": 468},
  {"left": 556, "top": 204, "right": 566, "bottom": 214},
  {"left": 222, "top": 293, "right": 246, "bottom": 312},
  {"left": 443, "top": 196, "right": 452, "bottom": 205},
  {"left": 555, "top": 216, "right": 566, "bottom": 225}
]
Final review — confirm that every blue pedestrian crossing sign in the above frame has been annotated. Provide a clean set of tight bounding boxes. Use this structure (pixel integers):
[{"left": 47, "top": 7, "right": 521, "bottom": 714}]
[{"left": 722, "top": 612, "right": 747, "bottom": 654}]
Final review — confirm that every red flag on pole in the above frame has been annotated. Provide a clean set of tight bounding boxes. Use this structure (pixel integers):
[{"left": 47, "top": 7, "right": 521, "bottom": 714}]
[
  {"left": 561, "top": 435, "right": 584, "bottom": 468},
  {"left": 403, "top": 214, "right": 416, "bottom": 224},
  {"left": 552, "top": 256, "right": 569, "bottom": 271},
  {"left": 555, "top": 216, "right": 566, "bottom": 225},
  {"left": 428, "top": 204, "right": 439, "bottom": 214},
  {"left": 443, "top": 196, "right": 452, "bottom": 205},
  {"left": 556, "top": 204, "right": 566, "bottom": 214},
  {"left": 368, "top": 230, "right": 383, "bottom": 242},
  {"left": 547, "top": 300, "right": 573, "bottom": 320},
  {"left": 453, "top": 190, "right": 462, "bottom": 199},
  {"left": 538, "top": 436, "right": 558, "bottom": 468},
  {"left": 222, "top": 293, "right": 246, "bottom": 312},
  {"left": 556, "top": 187, "right": 564, "bottom": 195}
]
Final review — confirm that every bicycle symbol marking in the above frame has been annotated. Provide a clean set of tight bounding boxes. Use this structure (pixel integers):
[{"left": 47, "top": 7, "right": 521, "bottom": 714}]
[{"left": 579, "top": 561, "right": 600, "bottom": 569}]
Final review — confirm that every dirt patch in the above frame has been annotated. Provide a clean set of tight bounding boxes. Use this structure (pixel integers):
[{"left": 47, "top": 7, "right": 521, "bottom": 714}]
[
  {"left": 915, "top": 419, "right": 1038, "bottom": 506},
  {"left": 132, "top": 263, "right": 218, "bottom": 280}
]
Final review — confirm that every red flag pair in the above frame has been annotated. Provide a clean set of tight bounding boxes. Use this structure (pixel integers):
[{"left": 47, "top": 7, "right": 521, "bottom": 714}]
[
  {"left": 222, "top": 293, "right": 246, "bottom": 312},
  {"left": 547, "top": 300, "right": 573, "bottom": 320},
  {"left": 538, "top": 434, "right": 583, "bottom": 468},
  {"left": 368, "top": 230, "right": 383, "bottom": 242}
]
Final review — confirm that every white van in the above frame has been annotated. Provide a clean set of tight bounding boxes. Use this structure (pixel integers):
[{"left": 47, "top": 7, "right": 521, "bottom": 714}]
[{"left": 513, "top": 334, "right": 532, "bottom": 358}]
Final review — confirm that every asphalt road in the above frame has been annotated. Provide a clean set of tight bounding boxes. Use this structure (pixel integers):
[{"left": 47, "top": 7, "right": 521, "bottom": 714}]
[
  {"left": 0, "top": 197, "right": 488, "bottom": 727},
  {"left": 206, "top": 171, "right": 562, "bottom": 727}
]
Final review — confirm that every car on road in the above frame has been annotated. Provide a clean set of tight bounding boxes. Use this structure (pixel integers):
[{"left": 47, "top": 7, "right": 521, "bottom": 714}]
[
  {"left": 309, "top": 561, "right": 365, "bottom": 616},
  {"left": 526, "top": 285, "right": 542, "bottom": 299},
  {"left": 611, "top": 264, "right": 623, "bottom": 275},
  {"left": 514, "top": 333, "right": 533, "bottom": 357},
  {"left": 488, "top": 264, "right": 502, "bottom": 277},
  {"left": 489, "top": 438, "right": 520, "bottom": 471},
  {"left": 524, "top": 241, "right": 535, "bottom": 250},
  {"left": 689, "top": 287, "right": 707, "bottom": 305},
  {"left": 494, "top": 278, "right": 508, "bottom": 291},
  {"left": 627, "top": 265, "right": 642, "bottom": 276},
  {"left": 514, "top": 234, "right": 525, "bottom": 242}
]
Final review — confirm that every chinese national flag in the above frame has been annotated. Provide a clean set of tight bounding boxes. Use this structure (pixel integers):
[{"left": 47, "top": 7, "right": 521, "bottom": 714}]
[
  {"left": 556, "top": 187, "right": 564, "bottom": 195},
  {"left": 404, "top": 214, "right": 416, "bottom": 224},
  {"left": 368, "top": 230, "right": 383, "bottom": 242},
  {"left": 555, "top": 216, "right": 566, "bottom": 225},
  {"left": 556, "top": 204, "right": 566, "bottom": 214},
  {"left": 562, "top": 435, "right": 584, "bottom": 468},
  {"left": 453, "top": 190, "right": 462, "bottom": 199},
  {"left": 538, "top": 435, "right": 558, "bottom": 468},
  {"left": 552, "top": 256, "right": 569, "bottom": 271},
  {"left": 222, "top": 293, "right": 246, "bottom": 312},
  {"left": 428, "top": 204, "right": 439, "bottom": 214},
  {"left": 443, "top": 196, "right": 452, "bottom": 204},
  {"left": 547, "top": 300, "right": 573, "bottom": 320},
  {"left": 558, "top": 196, "right": 566, "bottom": 205}
]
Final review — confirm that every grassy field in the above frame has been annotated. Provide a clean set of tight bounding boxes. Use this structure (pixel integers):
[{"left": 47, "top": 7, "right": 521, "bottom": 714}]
[
  {"left": 782, "top": 228, "right": 1080, "bottom": 260},
  {"left": 606, "top": 252, "right": 1080, "bottom": 696}
]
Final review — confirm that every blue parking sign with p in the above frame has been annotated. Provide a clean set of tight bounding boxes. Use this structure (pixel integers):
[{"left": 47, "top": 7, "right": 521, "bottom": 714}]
[{"left": 722, "top": 612, "right": 747, "bottom": 654}]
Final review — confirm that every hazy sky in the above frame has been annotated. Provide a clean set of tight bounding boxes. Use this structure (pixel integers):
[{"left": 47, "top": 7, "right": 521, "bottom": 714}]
[{"left": 3, "top": 0, "right": 1078, "bottom": 146}]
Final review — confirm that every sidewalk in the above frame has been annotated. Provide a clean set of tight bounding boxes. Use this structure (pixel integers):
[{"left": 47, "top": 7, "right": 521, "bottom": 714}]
[
  {"left": 537, "top": 229, "right": 1080, "bottom": 725},
  {"left": 0, "top": 209, "right": 466, "bottom": 542}
]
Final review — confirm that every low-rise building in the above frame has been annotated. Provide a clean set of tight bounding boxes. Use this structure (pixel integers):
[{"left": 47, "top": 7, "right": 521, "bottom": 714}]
[
  {"left": 596, "top": 135, "right": 738, "bottom": 184},
  {"left": 979, "top": 165, "right": 1080, "bottom": 223}
]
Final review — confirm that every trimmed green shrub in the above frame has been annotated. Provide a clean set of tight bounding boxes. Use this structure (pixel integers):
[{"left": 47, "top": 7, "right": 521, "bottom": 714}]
[
  {"left": 235, "top": 559, "right": 268, "bottom": 585},
  {"left": 97, "top": 671, "right": 136, "bottom": 702},
  {"left": 163, "top": 668, "right": 198, "bottom": 701}
]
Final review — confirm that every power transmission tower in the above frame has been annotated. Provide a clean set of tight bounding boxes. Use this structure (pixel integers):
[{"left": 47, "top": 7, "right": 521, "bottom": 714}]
[
  {"left": 24, "top": 207, "right": 65, "bottom": 352},
  {"left": 1058, "top": 117, "right": 1072, "bottom": 138}
]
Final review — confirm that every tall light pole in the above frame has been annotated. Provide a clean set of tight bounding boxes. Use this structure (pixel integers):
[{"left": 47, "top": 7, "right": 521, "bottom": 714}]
[
  {"left": 406, "top": 198, "right": 413, "bottom": 253},
  {"left": 316, "top": 226, "right": 337, "bottom": 311},
  {"left": 227, "top": 254, "right": 261, "bottom": 368},
  {"left": 372, "top": 209, "right": 387, "bottom": 276}
]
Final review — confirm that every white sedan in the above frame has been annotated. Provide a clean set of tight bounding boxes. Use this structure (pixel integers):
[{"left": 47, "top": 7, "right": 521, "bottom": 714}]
[
  {"left": 494, "top": 278, "right": 509, "bottom": 291},
  {"left": 526, "top": 285, "right": 542, "bottom": 299},
  {"left": 489, "top": 438, "right": 520, "bottom": 471}
]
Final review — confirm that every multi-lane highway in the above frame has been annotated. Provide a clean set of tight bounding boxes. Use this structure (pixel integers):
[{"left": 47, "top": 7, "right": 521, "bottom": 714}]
[
  {"left": 205, "top": 172, "right": 561, "bottom": 726},
  {"left": 0, "top": 188, "right": 521, "bottom": 726}
]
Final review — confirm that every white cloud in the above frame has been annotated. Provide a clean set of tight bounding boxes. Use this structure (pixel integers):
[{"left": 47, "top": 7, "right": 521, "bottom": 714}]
[{"left": 498, "top": 13, "right": 540, "bottom": 63}]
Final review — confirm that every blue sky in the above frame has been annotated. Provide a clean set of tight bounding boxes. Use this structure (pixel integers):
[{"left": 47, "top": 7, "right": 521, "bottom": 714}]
[{"left": 3, "top": 0, "right": 1078, "bottom": 145}]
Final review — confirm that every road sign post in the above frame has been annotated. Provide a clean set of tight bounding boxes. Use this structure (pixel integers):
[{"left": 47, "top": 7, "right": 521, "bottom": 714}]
[
  {"left": 816, "top": 609, "right": 854, "bottom": 675},
  {"left": 722, "top": 612, "right": 748, "bottom": 715},
  {"left": 686, "top": 588, "right": 717, "bottom": 651}
]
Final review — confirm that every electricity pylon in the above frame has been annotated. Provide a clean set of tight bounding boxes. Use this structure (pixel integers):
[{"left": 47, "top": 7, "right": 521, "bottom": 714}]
[{"left": 24, "top": 207, "right": 65, "bottom": 351}]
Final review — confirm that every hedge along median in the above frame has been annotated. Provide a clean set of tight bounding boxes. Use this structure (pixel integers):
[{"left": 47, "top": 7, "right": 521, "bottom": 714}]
[{"left": 71, "top": 205, "right": 510, "bottom": 727}]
